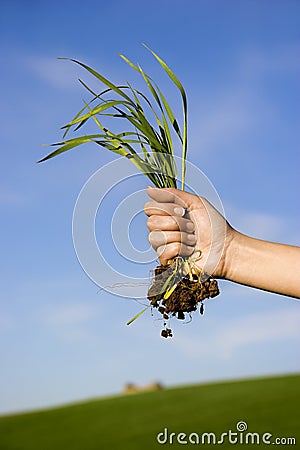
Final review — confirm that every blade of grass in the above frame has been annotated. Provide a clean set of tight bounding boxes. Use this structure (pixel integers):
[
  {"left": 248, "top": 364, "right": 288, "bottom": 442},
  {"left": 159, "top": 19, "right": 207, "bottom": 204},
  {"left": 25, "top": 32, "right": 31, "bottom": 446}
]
[
  {"left": 38, "top": 135, "right": 108, "bottom": 162},
  {"left": 143, "top": 44, "right": 188, "bottom": 189},
  {"left": 47, "top": 51, "right": 184, "bottom": 191},
  {"left": 60, "top": 57, "right": 179, "bottom": 185},
  {"left": 126, "top": 306, "right": 149, "bottom": 325},
  {"left": 62, "top": 100, "right": 133, "bottom": 129},
  {"left": 120, "top": 53, "right": 180, "bottom": 182},
  {"left": 120, "top": 55, "right": 173, "bottom": 152},
  {"left": 58, "top": 58, "right": 134, "bottom": 104}
]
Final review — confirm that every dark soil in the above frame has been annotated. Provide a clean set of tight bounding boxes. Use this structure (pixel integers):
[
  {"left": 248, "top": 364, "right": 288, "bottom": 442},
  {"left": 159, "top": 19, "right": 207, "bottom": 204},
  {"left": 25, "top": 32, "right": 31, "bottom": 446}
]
[{"left": 147, "top": 261, "right": 219, "bottom": 338}]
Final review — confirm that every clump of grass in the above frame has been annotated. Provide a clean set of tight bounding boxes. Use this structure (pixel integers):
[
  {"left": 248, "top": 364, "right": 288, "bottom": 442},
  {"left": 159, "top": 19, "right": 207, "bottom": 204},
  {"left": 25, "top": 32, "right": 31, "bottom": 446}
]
[
  {"left": 40, "top": 45, "right": 219, "bottom": 337},
  {"left": 39, "top": 44, "right": 187, "bottom": 190}
]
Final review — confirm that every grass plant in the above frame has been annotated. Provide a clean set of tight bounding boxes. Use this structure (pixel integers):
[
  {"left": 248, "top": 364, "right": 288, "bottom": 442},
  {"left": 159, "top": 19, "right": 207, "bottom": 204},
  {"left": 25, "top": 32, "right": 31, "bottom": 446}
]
[{"left": 40, "top": 45, "right": 219, "bottom": 336}]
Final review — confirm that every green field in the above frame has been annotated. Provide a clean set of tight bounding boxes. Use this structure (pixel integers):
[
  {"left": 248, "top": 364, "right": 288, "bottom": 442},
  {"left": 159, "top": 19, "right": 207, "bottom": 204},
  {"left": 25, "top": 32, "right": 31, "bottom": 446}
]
[{"left": 0, "top": 374, "right": 299, "bottom": 449}]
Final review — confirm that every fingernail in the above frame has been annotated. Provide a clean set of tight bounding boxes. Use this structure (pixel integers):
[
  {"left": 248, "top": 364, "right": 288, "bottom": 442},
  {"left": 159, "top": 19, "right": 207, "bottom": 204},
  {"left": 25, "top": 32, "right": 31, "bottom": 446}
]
[
  {"left": 186, "top": 221, "right": 194, "bottom": 231},
  {"left": 187, "top": 234, "right": 195, "bottom": 241},
  {"left": 174, "top": 207, "right": 185, "bottom": 216}
]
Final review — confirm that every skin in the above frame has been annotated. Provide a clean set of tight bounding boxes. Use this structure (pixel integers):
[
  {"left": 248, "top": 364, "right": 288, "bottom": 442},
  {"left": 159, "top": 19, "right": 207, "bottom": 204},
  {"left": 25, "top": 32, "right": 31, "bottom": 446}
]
[{"left": 144, "top": 186, "right": 300, "bottom": 299}]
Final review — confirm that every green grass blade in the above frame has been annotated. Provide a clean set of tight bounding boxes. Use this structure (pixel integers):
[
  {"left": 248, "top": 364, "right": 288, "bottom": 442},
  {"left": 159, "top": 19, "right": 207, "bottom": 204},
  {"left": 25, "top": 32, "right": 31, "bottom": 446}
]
[
  {"left": 59, "top": 58, "right": 134, "bottom": 104},
  {"left": 126, "top": 306, "right": 149, "bottom": 325},
  {"left": 136, "top": 65, "right": 174, "bottom": 155},
  {"left": 121, "top": 55, "right": 173, "bottom": 149},
  {"left": 154, "top": 82, "right": 182, "bottom": 141},
  {"left": 62, "top": 104, "right": 88, "bottom": 139},
  {"left": 120, "top": 52, "right": 180, "bottom": 182},
  {"left": 38, "top": 135, "right": 105, "bottom": 162},
  {"left": 62, "top": 100, "right": 132, "bottom": 129},
  {"left": 75, "top": 72, "right": 177, "bottom": 182},
  {"left": 49, "top": 51, "right": 185, "bottom": 191},
  {"left": 143, "top": 45, "right": 188, "bottom": 189}
]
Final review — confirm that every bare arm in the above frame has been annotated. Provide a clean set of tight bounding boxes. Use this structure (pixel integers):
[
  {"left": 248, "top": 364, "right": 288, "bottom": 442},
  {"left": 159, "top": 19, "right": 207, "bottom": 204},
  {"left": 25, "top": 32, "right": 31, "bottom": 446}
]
[
  {"left": 144, "top": 187, "right": 300, "bottom": 299},
  {"left": 225, "top": 233, "right": 300, "bottom": 298}
]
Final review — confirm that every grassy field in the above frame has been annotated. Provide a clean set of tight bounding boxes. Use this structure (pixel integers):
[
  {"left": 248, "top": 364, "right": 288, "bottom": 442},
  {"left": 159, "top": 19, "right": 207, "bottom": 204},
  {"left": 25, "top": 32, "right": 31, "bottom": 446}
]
[{"left": 0, "top": 374, "right": 299, "bottom": 449}]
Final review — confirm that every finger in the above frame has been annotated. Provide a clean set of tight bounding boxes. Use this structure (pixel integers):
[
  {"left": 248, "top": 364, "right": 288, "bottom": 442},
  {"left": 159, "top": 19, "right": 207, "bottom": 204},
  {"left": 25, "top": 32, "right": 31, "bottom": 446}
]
[
  {"left": 146, "top": 186, "right": 198, "bottom": 208},
  {"left": 156, "top": 242, "right": 195, "bottom": 265},
  {"left": 144, "top": 200, "right": 186, "bottom": 217},
  {"left": 147, "top": 215, "right": 195, "bottom": 233},
  {"left": 149, "top": 230, "right": 196, "bottom": 250}
]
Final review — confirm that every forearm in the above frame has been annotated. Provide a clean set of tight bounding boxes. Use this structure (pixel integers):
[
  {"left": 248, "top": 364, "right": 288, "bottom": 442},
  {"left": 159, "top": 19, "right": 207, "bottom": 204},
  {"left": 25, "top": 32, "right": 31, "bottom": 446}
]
[{"left": 225, "top": 232, "right": 300, "bottom": 298}]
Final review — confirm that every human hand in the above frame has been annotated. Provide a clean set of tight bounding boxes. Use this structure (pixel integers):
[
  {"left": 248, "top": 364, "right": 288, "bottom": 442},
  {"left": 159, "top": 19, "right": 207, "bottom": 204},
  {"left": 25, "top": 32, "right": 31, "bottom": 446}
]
[{"left": 144, "top": 187, "right": 234, "bottom": 278}]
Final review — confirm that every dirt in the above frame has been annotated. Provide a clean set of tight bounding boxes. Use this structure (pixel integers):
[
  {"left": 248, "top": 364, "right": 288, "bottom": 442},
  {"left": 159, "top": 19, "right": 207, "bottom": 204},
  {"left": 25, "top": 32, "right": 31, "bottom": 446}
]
[{"left": 147, "top": 260, "right": 219, "bottom": 338}]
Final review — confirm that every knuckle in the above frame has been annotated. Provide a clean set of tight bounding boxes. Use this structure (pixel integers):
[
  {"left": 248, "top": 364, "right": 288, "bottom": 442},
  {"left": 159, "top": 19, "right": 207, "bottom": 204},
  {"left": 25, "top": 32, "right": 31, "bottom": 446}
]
[
  {"left": 172, "top": 216, "right": 183, "bottom": 228},
  {"left": 173, "top": 242, "right": 181, "bottom": 255},
  {"left": 158, "top": 243, "right": 172, "bottom": 259},
  {"left": 144, "top": 201, "right": 152, "bottom": 214},
  {"left": 146, "top": 215, "right": 157, "bottom": 229},
  {"left": 178, "top": 243, "right": 193, "bottom": 256},
  {"left": 157, "top": 245, "right": 166, "bottom": 257},
  {"left": 148, "top": 231, "right": 156, "bottom": 245},
  {"left": 186, "top": 245, "right": 195, "bottom": 255}
]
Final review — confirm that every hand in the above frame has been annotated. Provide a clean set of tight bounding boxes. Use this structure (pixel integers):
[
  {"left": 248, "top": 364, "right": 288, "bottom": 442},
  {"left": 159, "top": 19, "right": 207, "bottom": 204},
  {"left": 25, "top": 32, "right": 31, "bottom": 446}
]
[{"left": 144, "top": 187, "right": 234, "bottom": 278}]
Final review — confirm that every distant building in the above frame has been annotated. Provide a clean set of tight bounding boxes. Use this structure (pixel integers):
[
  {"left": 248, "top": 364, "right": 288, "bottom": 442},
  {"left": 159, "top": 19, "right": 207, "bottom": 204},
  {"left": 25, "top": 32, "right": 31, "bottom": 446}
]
[{"left": 123, "top": 382, "right": 163, "bottom": 394}]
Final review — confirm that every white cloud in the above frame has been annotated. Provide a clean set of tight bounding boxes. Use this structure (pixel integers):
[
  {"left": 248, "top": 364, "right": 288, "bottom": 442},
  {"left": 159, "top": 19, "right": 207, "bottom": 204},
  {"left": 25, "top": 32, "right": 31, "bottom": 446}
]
[
  {"left": 189, "top": 42, "right": 299, "bottom": 156},
  {"left": 26, "top": 54, "right": 121, "bottom": 92},
  {"left": 38, "top": 301, "right": 101, "bottom": 343},
  {"left": 224, "top": 206, "right": 287, "bottom": 241},
  {"left": 27, "top": 56, "right": 81, "bottom": 89},
  {"left": 190, "top": 87, "right": 256, "bottom": 154},
  {"left": 239, "top": 43, "right": 300, "bottom": 76},
  {"left": 0, "top": 188, "right": 29, "bottom": 207},
  {"left": 222, "top": 201, "right": 299, "bottom": 245},
  {"left": 172, "top": 306, "right": 300, "bottom": 360},
  {"left": 219, "top": 307, "right": 300, "bottom": 355},
  {"left": 44, "top": 302, "right": 98, "bottom": 326}
]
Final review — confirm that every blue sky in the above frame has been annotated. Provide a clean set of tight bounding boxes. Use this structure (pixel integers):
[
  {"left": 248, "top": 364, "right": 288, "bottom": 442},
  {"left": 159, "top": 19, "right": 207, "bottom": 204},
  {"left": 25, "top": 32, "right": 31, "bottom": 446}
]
[{"left": 0, "top": 0, "right": 299, "bottom": 413}]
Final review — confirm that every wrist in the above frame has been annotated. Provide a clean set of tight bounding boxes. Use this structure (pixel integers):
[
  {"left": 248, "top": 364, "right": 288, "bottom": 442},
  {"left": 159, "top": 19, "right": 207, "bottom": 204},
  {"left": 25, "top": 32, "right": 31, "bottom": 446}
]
[{"left": 219, "top": 228, "right": 244, "bottom": 281}]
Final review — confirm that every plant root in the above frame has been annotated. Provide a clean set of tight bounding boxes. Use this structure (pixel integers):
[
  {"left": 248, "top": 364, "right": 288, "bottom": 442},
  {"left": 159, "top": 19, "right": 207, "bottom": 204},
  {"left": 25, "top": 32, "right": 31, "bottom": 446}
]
[{"left": 147, "top": 259, "right": 219, "bottom": 338}]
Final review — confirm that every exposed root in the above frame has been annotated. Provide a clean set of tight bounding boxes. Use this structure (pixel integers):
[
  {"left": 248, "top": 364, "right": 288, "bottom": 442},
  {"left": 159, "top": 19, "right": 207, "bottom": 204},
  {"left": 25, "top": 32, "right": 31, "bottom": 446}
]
[{"left": 147, "top": 258, "right": 219, "bottom": 338}]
